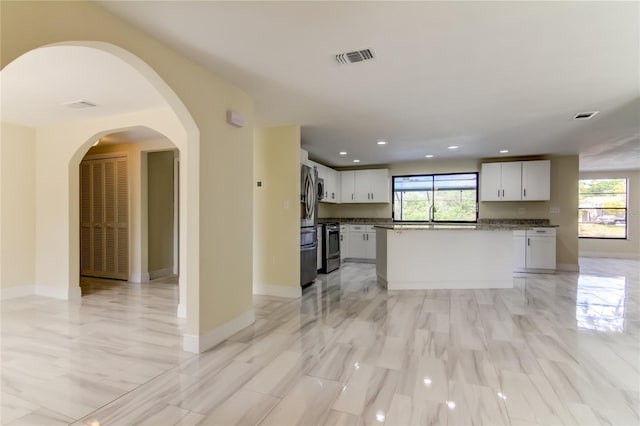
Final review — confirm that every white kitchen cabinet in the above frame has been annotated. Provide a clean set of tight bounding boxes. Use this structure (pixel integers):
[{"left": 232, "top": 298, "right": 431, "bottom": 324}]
[
  {"left": 315, "top": 163, "right": 340, "bottom": 203},
  {"left": 340, "top": 169, "right": 390, "bottom": 203},
  {"left": 481, "top": 160, "right": 550, "bottom": 201},
  {"left": 371, "top": 169, "right": 390, "bottom": 202},
  {"left": 341, "top": 171, "right": 356, "bottom": 203},
  {"left": 521, "top": 160, "right": 551, "bottom": 201},
  {"left": 339, "top": 225, "right": 349, "bottom": 261},
  {"left": 347, "top": 224, "right": 376, "bottom": 260},
  {"left": 326, "top": 167, "right": 340, "bottom": 203},
  {"left": 481, "top": 162, "right": 522, "bottom": 201},
  {"left": 513, "top": 228, "right": 556, "bottom": 272}
]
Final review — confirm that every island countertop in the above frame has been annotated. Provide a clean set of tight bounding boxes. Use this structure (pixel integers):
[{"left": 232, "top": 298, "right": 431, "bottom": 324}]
[{"left": 374, "top": 223, "right": 558, "bottom": 231}]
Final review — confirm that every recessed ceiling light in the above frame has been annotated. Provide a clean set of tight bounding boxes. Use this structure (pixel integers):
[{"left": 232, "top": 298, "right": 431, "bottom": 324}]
[
  {"left": 425, "top": 154, "right": 434, "bottom": 158},
  {"left": 353, "top": 159, "right": 361, "bottom": 163},
  {"left": 339, "top": 151, "right": 347, "bottom": 155},
  {"left": 377, "top": 140, "right": 387, "bottom": 145},
  {"left": 448, "top": 145, "right": 459, "bottom": 150},
  {"left": 499, "top": 149, "right": 509, "bottom": 154}
]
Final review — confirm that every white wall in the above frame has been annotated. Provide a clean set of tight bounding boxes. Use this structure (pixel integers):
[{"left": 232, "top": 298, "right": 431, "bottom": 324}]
[
  {"left": 579, "top": 170, "right": 640, "bottom": 259},
  {"left": 0, "top": 123, "right": 36, "bottom": 298}
]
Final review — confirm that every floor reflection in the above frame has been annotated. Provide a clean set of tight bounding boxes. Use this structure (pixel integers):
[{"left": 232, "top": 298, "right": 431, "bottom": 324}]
[{"left": 576, "top": 275, "right": 626, "bottom": 332}]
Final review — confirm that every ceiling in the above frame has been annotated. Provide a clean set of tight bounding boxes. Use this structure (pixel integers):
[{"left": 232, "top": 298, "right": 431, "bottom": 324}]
[
  {"left": 95, "top": 1, "right": 639, "bottom": 171},
  {"left": 1, "top": 45, "right": 167, "bottom": 127},
  {"left": 2, "top": 2, "right": 638, "bottom": 171}
]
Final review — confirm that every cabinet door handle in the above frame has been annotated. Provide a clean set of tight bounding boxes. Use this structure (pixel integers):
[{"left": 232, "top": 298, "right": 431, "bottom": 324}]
[
  {"left": 527, "top": 238, "right": 530, "bottom": 246},
  {"left": 523, "top": 188, "right": 526, "bottom": 197},
  {"left": 502, "top": 189, "right": 505, "bottom": 197},
  {"left": 352, "top": 193, "right": 354, "bottom": 200},
  {"left": 498, "top": 189, "right": 500, "bottom": 198}
]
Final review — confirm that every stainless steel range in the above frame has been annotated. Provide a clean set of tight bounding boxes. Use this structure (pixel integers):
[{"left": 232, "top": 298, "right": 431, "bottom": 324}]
[{"left": 320, "top": 223, "right": 340, "bottom": 273}]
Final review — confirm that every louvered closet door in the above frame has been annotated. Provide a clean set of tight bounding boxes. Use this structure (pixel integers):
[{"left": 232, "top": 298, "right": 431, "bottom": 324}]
[{"left": 80, "top": 157, "right": 129, "bottom": 280}]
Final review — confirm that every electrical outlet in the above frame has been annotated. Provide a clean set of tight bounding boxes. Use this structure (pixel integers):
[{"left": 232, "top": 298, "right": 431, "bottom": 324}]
[{"left": 550, "top": 206, "right": 560, "bottom": 214}]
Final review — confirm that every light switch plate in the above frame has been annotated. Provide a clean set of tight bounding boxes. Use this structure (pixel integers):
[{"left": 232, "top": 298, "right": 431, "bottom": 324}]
[{"left": 550, "top": 206, "right": 560, "bottom": 214}]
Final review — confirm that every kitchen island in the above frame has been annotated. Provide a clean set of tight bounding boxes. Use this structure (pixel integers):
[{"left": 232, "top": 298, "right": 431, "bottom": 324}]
[{"left": 376, "top": 224, "right": 518, "bottom": 290}]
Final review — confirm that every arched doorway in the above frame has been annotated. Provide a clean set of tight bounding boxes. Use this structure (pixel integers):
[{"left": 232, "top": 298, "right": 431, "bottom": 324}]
[{"left": 1, "top": 42, "right": 199, "bottom": 329}]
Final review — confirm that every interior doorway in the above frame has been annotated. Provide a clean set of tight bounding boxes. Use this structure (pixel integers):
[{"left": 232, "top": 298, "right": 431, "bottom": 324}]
[{"left": 79, "top": 129, "right": 179, "bottom": 286}]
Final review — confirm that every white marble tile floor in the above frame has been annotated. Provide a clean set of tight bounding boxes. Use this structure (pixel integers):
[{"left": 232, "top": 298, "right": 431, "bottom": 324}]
[{"left": 1, "top": 258, "right": 639, "bottom": 425}]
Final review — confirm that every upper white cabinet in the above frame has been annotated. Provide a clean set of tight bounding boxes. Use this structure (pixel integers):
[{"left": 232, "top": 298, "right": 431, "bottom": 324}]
[
  {"left": 307, "top": 161, "right": 336, "bottom": 203},
  {"left": 341, "top": 169, "right": 390, "bottom": 203},
  {"left": 481, "top": 160, "right": 550, "bottom": 201},
  {"left": 316, "top": 163, "right": 340, "bottom": 203},
  {"left": 521, "top": 160, "right": 551, "bottom": 201}
]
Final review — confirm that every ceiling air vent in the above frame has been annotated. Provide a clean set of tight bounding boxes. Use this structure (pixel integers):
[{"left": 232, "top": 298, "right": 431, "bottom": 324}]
[
  {"left": 336, "top": 48, "right": 375, "bottom": 65},
  {"left": 574, "top": 111, "right": 598, "bottom": 120},
  {"left": 61, "top": 99, "right": 97, "bottom": 109}
]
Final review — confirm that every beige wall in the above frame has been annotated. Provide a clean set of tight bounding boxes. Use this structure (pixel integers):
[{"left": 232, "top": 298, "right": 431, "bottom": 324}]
[
  {"left": 0, "top": 123, "right": 36, "bottom": 293},
  {"left": 2, "top": 0, "right": 255, "bottom": 348},
  {"left": 147, "top": 150, "right": 176, "bottom": 275},
  {"left": 579, "top": 170, "right": 640, "bottom": 259},
  {"left": 319, "top": 155, "right": 580, "bottom": 269},
  {"left": 254, "top": 126, "right": 301, "bottom": 297}
]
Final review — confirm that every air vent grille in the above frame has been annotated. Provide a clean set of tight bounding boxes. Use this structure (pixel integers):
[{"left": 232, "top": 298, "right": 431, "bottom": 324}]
[
  {"left": 336, "top": 48, "right": 375, "bottom": 65},
  {"left": 574, "top": 111, "right": 598, "bottom": 120},
  {"left": 62, "top": 100, "right": 97, "bottom": 109}
]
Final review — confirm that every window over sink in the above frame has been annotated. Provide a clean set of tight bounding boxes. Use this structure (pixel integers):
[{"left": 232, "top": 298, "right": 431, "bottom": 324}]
[{"left": 392, "top": 173, "right": 478, "bottom": 222}]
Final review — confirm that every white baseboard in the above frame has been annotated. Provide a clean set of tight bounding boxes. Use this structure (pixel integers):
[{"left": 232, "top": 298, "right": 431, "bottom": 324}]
[
  {"left": 3, "top": 284, "right": 81, "bottom": 301},
  {"left": 1, "top": 285, "right": 34, "bottom": 300},
  {"left": 182, "top": 309, "right": 255, "bottom": 353},
  {"left": 579, "top": 251, "right": 639, "bottom": 260},
  {"left": 386, "top": 279, "right": 513, "bottom": 291},
  {"left": 253, "top": 283, "right": 301, "bottom": 298},
  {"left": 130, "top": 272, "right": 150, "bottom": 283},
  {"left": 177, "top": 303, "right": 186, "bottom": 319},
  {"left": 149, "top": 267, "right": 174, "bottom": 280},
  {"left": 35, "top": 285, "right": 81, "bottom": 300},
  {"left": 557, "top": 263, "right": 580, "bottom": 272}
]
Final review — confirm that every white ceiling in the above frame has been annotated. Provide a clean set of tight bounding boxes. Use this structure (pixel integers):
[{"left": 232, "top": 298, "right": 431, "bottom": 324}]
[
  {"left": 1, "top": 45, "right": 166, "bottom": 127},
  {"left": 2, "top": 2, "right": 638, "bottom": 171}
]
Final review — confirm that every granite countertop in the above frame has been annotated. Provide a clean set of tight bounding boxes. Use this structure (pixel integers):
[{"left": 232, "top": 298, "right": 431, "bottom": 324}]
[
  {"left": 318, "top": 218, "right": 393, "bottom": 224},
  {"left": 374, "top": 223, "right": 558, "bottom": 231},
  {"left": 320, "top": 218, "right": 557, "bottom": 231}
]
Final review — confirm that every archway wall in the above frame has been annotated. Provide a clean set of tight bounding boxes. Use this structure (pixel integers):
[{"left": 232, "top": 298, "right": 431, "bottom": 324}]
[
  {"left": 1, "top": 1, "right": 256, "bottom": 345},
  {"left": 73, "top": 128, "right": 178, "bottom": 284},
  {"left": 36, "top": 108, "right": 187, "bottom": 297}
]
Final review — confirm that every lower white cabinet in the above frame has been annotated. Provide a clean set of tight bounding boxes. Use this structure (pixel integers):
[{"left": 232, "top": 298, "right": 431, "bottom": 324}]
[
  {"left": 346, "top": 224, "right": 376, "bottom": 260},
  {"left": 513, "top": 228, "right": 556, "bottom": 272},
  {"left": 339, "top": 225, "right": 349, "bottom": 261}
]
